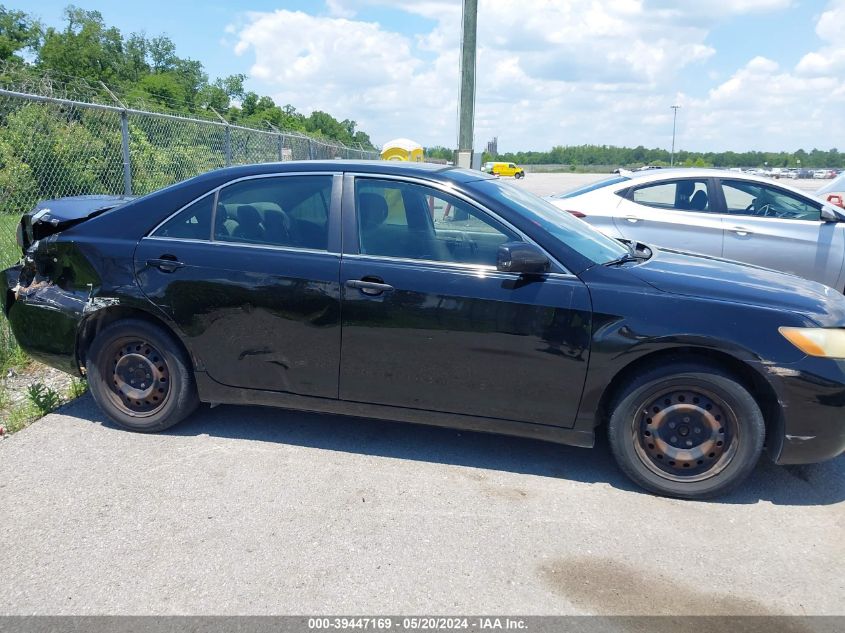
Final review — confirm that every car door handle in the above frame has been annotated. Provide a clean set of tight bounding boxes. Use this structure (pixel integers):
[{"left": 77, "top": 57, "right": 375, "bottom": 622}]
[
  {"left": 346, "top": 279, "right": 394, "bottom": 296},
  {"left": 730, "top": 227, "right": 753, "bottom": 236},
  {"left": 624, "top": 216, "right": 641, "bottom": 223},
  {"left": 146, "top": 257, "right": 184, "bottom": 273}
]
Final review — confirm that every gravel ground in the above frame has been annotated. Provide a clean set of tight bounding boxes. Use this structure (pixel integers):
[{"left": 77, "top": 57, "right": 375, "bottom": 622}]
[{"left": 1, "top": 363, "right": 76, "bottom": 409}]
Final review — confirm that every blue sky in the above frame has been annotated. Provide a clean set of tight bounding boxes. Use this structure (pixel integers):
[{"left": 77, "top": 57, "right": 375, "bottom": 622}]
[{"left": 20, "top": 1, "right": 845, "bottom": 152}]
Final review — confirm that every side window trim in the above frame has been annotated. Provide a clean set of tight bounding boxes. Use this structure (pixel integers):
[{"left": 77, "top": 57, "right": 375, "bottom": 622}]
[
  {"left": 149, "top": 189, "right": 218, "bottom": 239},
  {"left": 345, "top": 173, "right": 568, "bottom": 274},
  {"left": 148, "top": 171, "right": 342, "bottom": 252},
  {"left": 628, "top": 178, "right": 715, "bottom": 213}
]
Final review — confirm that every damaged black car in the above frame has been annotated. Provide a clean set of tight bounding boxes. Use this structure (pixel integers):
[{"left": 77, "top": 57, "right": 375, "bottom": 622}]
[{"left": 4, "top": 161, "right": 845, "bottom": 499}]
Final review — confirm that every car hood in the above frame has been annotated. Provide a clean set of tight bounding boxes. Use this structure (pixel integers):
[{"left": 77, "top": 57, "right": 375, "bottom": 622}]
[{"left": 628, "top": 247, "right": 845, "bottom": 324}]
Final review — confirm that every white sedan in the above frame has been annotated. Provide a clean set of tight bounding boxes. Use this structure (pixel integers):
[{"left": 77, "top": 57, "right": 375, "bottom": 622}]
[{"left": 547, "top": 168, "right": 845, "bottom": 290}]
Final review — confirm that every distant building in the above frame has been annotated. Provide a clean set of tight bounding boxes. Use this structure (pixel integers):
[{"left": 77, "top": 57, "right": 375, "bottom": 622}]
[{"left": 486, "top": 137, "right": 498, "bottom": 157}]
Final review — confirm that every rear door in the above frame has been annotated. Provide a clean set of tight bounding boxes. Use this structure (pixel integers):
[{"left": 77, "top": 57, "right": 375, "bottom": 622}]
[
  {"left": 134, "top": 172, "right": 343, "bottom": 397},
  {"left": 338, "top": 175, "right": 592, "bottom": 427},
  {"left": 718, "top": 178, "right": 845, "bottom": 288},
  {"left": 612, "top": 178, "right": 724, "bottom": 255}
]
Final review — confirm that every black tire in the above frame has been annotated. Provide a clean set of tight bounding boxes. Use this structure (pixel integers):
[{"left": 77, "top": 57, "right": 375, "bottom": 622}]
[
  {"left": 515, "top": 171, "right": 524, "bottom": 179},
  {"left": 86, "top": 318, "right": 199, "bottom": 432},
  {"left": 607, "top": 362, "right": 764, "bottom": 499}
]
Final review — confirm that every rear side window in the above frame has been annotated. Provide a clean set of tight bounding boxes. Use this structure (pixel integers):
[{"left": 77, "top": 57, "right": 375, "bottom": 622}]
[
  {"left": 153, "top": 194, "right": 214, "bottom": 240},
  {"left": 631, "top": 179, "right": 711, "bottom": 212},
  {"left": 215, "top": 175, "right": 332, "bottom": 249}
]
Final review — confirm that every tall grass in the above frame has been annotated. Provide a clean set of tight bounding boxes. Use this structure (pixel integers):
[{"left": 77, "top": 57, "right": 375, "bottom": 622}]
[{"left": 0, "top": 214, "right": 27, "bottom": 371}]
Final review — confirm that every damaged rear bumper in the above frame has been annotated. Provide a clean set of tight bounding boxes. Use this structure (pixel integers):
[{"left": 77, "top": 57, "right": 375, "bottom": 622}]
[{"left": 3, "top": 264, "right": 86, "bottom": 374}]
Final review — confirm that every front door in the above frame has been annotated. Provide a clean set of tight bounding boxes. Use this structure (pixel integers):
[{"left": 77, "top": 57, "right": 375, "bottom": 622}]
[
  {"left": 338, "top": 176, "right": 592, "bottom": 427},
  {"left": 719, "top": 178, "right": 845, "bottom": 289},
  {"left": 134, "top": 173, "right": 342, "bottom": 397}
]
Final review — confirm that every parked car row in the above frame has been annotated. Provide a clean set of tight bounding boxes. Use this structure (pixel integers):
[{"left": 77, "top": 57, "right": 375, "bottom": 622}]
[
  {"left": 725, "top": 167, "right": 841, "bottom": 179},
  {"left": 4, "top": 161, "right": 845, "bottom": 500}
]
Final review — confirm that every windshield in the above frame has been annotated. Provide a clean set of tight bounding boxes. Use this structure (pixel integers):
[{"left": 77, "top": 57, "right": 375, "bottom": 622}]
[
  {"left": 549, "top": 175, "right": 630, "bottom": 199},
  {"left": 817, "top": 173, "right": 845, "bottom": 195},
  {"left": 476, "top": 178, "right": 629, "bottom": 265}
]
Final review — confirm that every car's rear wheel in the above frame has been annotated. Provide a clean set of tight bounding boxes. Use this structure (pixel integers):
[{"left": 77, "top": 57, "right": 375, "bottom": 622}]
[
  {"left": 86, "top": 318, "right": 199, "bottom": 432},
  {"left": 607, "top": 362, "right": 764, "bottom": 499}
]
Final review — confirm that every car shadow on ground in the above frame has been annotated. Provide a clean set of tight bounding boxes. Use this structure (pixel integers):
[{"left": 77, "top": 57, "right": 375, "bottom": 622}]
[{"left": 67, "top": 397, "right": 844, "bottom": 506}]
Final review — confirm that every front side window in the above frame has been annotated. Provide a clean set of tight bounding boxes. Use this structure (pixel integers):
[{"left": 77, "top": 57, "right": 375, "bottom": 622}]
[
  {"left": 356, "top": 179, "right": 519, "bottom": 267},
  {"left": 721, "top": 180, "right": 820, "bottom": 221},
  {"left": 631, "top": 179, "right": 711, "bottom": 212},
  {"left": 215, "top": 175, "right": 332, "bottom": 249}
]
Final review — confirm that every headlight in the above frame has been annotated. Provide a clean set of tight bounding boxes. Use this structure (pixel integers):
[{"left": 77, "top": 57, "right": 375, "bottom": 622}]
[{"left": 778, "top": 327, "right": 845, "bottom": 358}]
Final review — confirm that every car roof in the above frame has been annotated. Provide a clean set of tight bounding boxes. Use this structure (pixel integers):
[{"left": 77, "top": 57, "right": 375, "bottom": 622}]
[
  {"left": 608, "top": 168, "right": 826, "bottom": 201},
  {"left": 193, "top": 160, "right": 496, "bottom": 185}
]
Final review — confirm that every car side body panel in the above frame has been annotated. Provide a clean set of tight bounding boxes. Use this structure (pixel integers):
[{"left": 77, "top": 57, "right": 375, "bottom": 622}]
[
  {"left": 339, "top": 255, "right": 592, "bottom": 426},
  {"left": 134, "top": 238, "right": 343, "bottom": 398}
]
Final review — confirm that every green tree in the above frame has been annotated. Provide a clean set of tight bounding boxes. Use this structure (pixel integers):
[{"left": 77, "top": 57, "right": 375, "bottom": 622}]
[
  {"left": 0, "top": 4, "right": 41, "bottom": 61},
  {"left": 37, "top": 6, "right": 125, "bottom": 83}
]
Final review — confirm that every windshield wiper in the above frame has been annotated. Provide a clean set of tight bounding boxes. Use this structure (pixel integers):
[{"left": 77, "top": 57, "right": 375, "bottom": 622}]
[
  {"left": 603, "top": 252, "right": 640, "bottom": 267},
  {"left": 604, "top": 241, "right": 651, "bottom": 267}
]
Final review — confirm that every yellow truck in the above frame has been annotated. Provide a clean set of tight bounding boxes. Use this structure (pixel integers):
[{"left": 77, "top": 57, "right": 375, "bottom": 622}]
[{"left": 481, "top": 161, "right": 525, "bottom": 179}]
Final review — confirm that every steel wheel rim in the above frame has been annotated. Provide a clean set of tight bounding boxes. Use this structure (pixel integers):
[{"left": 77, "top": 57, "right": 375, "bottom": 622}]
[
  {"left": 630, "top": 385, "right": 739, "bottom": 483},
  {"left": 105, "top": 338, "right": 171, "bottom": 417}
]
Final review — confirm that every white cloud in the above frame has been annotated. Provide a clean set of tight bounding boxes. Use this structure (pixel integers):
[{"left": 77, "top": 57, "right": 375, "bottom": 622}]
[
  {"left": 795, "top": 0, "right": 845, "bottom": 77},
  {"left": 231, "top": 0, "right": 844, "bottom": 152}
]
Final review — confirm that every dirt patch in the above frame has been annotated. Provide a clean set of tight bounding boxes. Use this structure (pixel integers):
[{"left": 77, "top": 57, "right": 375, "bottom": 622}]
[
  {"left": 540, "top": 555, "right": 782, "bottom": 616},
  {"left": 0, "top": 362, "right": 80, "bottom": 434},
  {"left": 483, "top": 484, "right": 530, "bottom": 501}
]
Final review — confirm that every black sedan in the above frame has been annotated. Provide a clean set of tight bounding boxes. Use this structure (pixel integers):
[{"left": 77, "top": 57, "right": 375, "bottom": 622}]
[{"left": 4, "top": 161, "right": 845, "bottom": 499}]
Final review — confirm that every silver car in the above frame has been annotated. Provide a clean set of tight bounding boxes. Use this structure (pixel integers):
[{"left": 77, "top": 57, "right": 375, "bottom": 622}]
[{"left": 548, "top": 168, "right": 845, "bottom": 290}]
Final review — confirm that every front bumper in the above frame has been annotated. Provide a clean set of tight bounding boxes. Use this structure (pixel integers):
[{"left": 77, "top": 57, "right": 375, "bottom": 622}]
[{"left": 755, "top": 355, "right": 845, "bottom": 465}]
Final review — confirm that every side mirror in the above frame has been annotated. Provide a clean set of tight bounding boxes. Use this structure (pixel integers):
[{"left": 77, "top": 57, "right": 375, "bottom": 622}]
[
  {"left": 497, "top": 242, "right": 550, "bottom": 275},
  {"left": 821, "top": 206, "right": 843, "bottom": 222}
]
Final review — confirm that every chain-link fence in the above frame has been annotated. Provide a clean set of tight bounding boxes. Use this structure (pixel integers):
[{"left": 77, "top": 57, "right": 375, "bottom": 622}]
[
  {"left": 0, "top": 88, "right": 379, "bottom": 218},
  {"left": 0, "top": 66, "right": 381, "bottom": 367}
]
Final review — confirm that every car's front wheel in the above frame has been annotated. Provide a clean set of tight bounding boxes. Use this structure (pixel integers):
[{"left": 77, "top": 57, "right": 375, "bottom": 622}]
[
  {"left": 607, "top": 362, "right": 764, "bottom": 499},
  {"left": 515, "top": 172, "right": 524, "bottom": 179},
  {"left": 86, "top": 318, "right": 199, "bottom": 432}
]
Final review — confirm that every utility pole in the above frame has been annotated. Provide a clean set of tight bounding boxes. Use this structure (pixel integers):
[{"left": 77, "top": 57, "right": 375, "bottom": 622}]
[
  {"left": 670, "top": 105, "right": 680, "bottom": 167},
  {"left": 456, "top": 0, "right": 478, "bottom": 169}
]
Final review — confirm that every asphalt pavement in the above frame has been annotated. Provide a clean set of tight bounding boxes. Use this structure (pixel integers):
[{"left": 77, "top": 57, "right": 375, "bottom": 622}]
[{"left": 1, "top": 394, "right": 843, "bottom": 615}]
